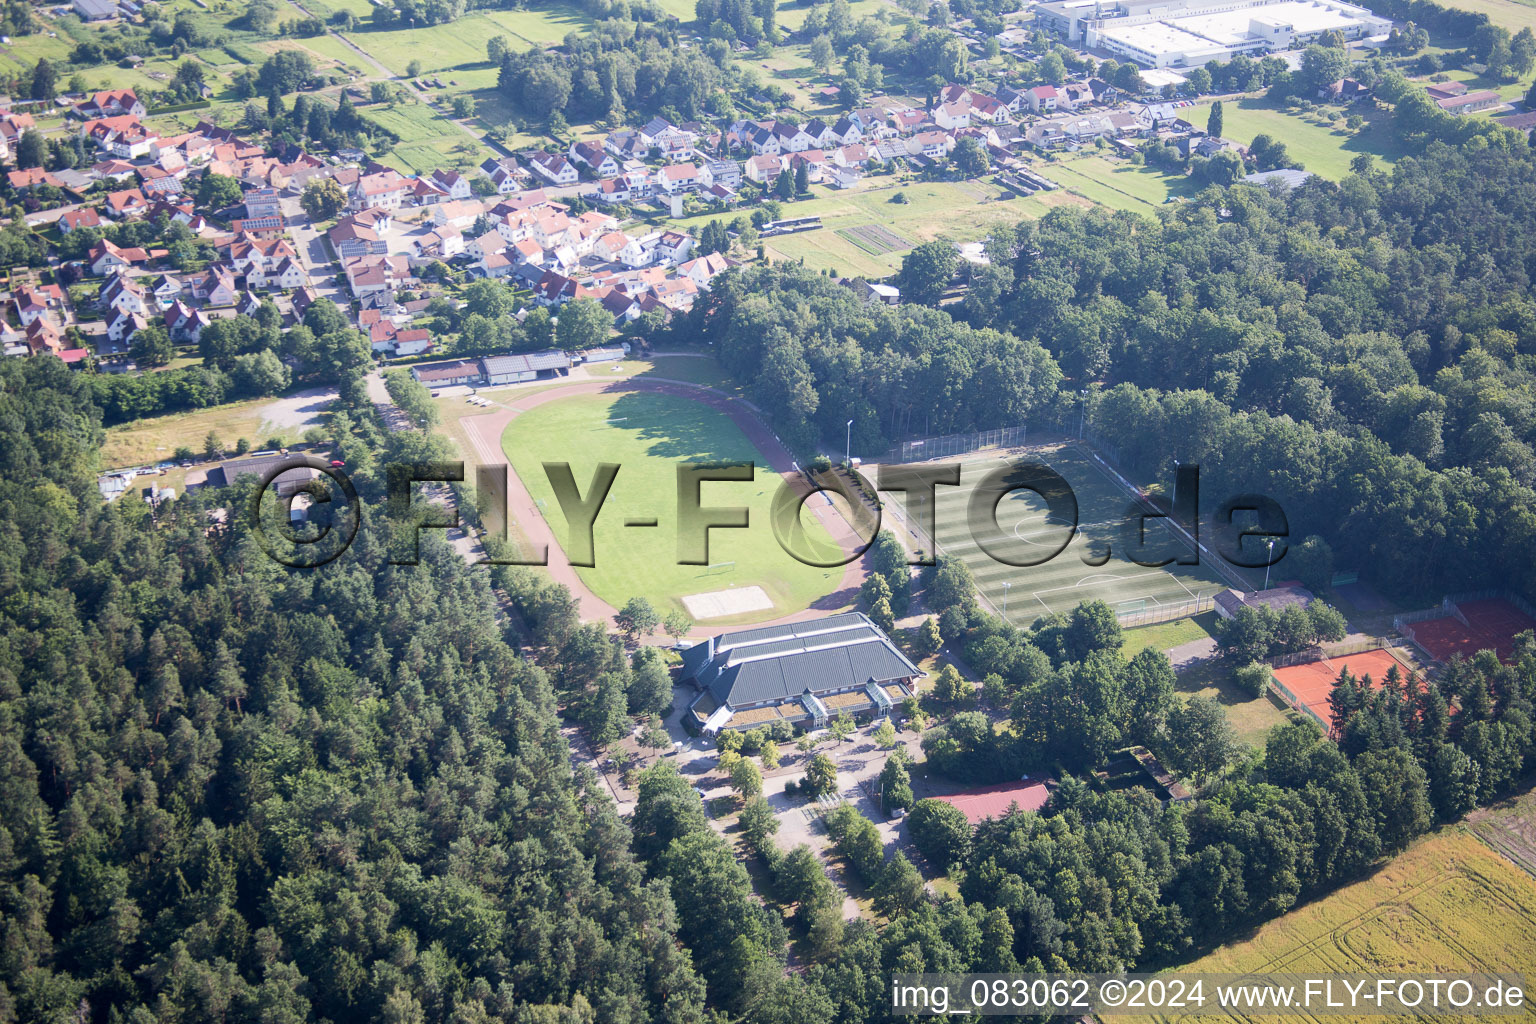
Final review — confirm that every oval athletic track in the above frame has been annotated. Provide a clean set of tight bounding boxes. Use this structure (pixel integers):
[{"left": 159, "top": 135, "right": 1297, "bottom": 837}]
[{"left": 460, "top": 377, "right": 870, "bottom": 638}]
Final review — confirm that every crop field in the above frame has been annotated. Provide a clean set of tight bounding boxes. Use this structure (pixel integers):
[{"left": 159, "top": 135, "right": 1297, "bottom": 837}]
[
  {"left": 0, "top": 31, "right": 73, "bottom": 76},
  {"left": 882, "top": 441, "right": 1234, "bottom": 628},
  {"left": 1116, "top": 829, "right": 1536, "bottom": 1023},
  {"left": 502, "top": 390, "right": 846, "bottom": 620},
  {"left": 1182, "top": 98, "right": 1409, "bottom": 179},
  {"left": 837, "top": 223, "right": 914, "bottom": 255},
  {"left": 1471, "top": 787, "right": 1536, "bottom": 878},
  {"left": 344, "top": 5, "right": 594, "bottom": 74}
]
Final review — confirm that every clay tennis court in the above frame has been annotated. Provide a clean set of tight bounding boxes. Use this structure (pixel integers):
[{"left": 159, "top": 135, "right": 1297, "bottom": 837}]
[
  {"left": 1409, "top": 598, "right": 1535, "bottom": 664},
  {"left": 1270, "top": 647, "right": 1415, "bottom": 730}
]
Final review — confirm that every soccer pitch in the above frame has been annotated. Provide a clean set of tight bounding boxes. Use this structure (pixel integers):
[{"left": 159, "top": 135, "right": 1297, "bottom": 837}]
[
  {"left": 502, "top": 390, "right": 846, "bottom": 621},
  {"left": 884, "top": 442, "right": 1234, "bottom": 627}
]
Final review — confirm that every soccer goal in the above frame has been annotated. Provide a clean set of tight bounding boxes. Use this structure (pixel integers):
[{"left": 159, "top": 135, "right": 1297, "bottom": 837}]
[{"left": 706, "top": 561, "right": 736, "bottom": 576}]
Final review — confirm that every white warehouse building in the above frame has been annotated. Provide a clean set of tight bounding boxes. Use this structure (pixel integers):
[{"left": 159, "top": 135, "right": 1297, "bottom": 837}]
[{"left": 1038, "top": 0, "right": 1391, "bottom": 67}]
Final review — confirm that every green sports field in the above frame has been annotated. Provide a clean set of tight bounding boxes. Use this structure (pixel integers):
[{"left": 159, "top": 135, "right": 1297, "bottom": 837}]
[
  {"left": 884, "top": 442, "right": 1235, "bottom": 627},
  {"left": 502, "top": 391, "right": 847, "bottom": 621}
]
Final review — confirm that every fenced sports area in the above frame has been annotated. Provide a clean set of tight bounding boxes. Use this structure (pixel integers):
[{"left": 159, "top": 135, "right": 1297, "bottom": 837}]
[
  {"left": 1396, "top": 593, "right": 1536, "bottom": 665},
  {"left": 882, "top": 441, "right": 1235, "bottom": 627},
  {"left": 1269, "top": 647, "right": 1416, "bottom": 733}
]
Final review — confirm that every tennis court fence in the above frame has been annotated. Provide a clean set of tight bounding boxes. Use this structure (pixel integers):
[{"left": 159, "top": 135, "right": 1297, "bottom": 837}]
[
  {"left": 884, "top": 425, "right": 1030, "bottom": 463},
  {"left": 1267, "top": 673, "right": 1331, "bottom": 732},
  {"left": 1268, "top": 635, "right": 1394, "bottom": 669}
]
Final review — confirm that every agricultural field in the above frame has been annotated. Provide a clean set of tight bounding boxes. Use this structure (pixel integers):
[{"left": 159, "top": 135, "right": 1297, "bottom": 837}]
[
  {"left": 342, "top": 5, "right": 595, "bottom": 75},
  {"left": 0, "top": 29, "right": 74, "bottom": 77},
  {"left": 362, "top": 100, "right": 489, "bottom": 174},
  {"left": 670, "top": 179, "right": 1047, "bottom": 277},
  {"left": 502, "top": 390, "right": 846, "bottom": 620},
  {"left": 1446, "top": 0, "right": 1536, "bottom": 33},
  {"left": 1183, "top": 98, "right": 1410, "bottom": 179},
  {"left": 1122, "top": 829, "right": 1536, "bottom": 1023}
]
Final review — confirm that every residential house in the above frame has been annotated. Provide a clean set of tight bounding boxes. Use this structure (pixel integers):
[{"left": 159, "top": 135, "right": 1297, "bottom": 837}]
[
  {"left": 83, "top": 115, "right": 158, "bottom": 159},
  {"left": 655, "top": 162, "right": 704, "bottom": 194},
  {"left": 932, "top": 101, "right": 972, "bottom": 130},
  {"left": 997, "top": 85, "right": 1031, "bottom": 113},
  {"left": 100, "top": 274, "right": 148, "bottom": 315},
  {"left": 569, "top": 140, "right": 619, "bottom": 178},
  {"left": 60, "top": 207, "right": 102, "bottom": 236},
  {"left": 244, "top": 186, "right": 283, "bottom": 219},
  {"left": 676, "top": 252, "right": 730, "bottom": 289},
  {"left": 7, "top": 167, "right": 64, "bottom": 191},
  {"left": 1026, "top": 86, "right": 1059, "bottom": 113},
  {"left": 164, "top": 300, "right": 211, "bottom": 342},
  {"left": 352, "top": 170, "right": 409, "bottom": 210},
  {"left": 744, "top": 153, "right": 787, "bottom": 184},
  {"left": 650, "top": 276, "right": 699, "bottom": 310},
  {"left": 392, "top": 328, "right": 433, "bottom": 357},
  {"left": 329, "top": 218, "right": 387, "bottom": 260},
  {"left": 803, "top": 118, "right": 836, "bottom": 148},
  {"left": 89, "top": 239, "right": 154, "bottom": 275},
  {"left": 79, "top": 89, "right": 146, "bottom": 119},
  {"left": 105, "top": 308, "right": 150, "bottom": 344},
  {"left": 414, "top": 226, "right": 464, "bottom": 259},
  {"left": 12, "top": 284, "right": 61, "bottom": 326},
  {"left": 528, "top": 152, "right": 579, "bottom": 186},
  {"left": 188, "top": 265, "right": 240, "bottom": 306},
  {"left": 652, "top": 230, "right": 695, "bottom": 266},
  {"left": 147, "top": 274, "right": 183, "bottom": 305},
  {"left": 705, "top": 159, "right": 741, "bottom": 188},
  {"left": 828, "top": 116, "right": 863, "bottom": 146},
  {"left": 906, "top": 131, "right": 953, "bottom": 160},
  {"left": 104, "top": 187, "right": 151, "bottom": 219},
  {"left": 428, "top": 168, "right": 473, "bottom": 200}
]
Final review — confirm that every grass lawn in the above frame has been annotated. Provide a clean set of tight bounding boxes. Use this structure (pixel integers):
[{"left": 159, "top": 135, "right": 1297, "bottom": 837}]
[
  {"left": 103, "top": 398, "right": 281, "bottom": 469},
  {"left": 344, "top": 6, "right": 594, "bottom": 74},
  {"left": 502, "top": 390, "right": 846, "bottom": 620},
  {"left": 1174, "top": 658, "right": 1291, "bottom": 750},
  {"left": 362, "top": 100, "right": 489, "bottom": 173},
  {"left": 775, "top": 0, "right": 882, "bottom": 33},
  {"left": 669, "top": 179, "right": 1041, "bottom": 277},
  {"left": 1444, "top": 0, "right": 1536, "bottom": 32},
  {"left": 1183, "top": 98, "right": 1409, "bottom": 179},
  {"left": 295, "top": 0, "right": 376, "bottom": 19},
  {"left": 1048, "top": 153, "right": 1195, "bottom": 211},
  {"left": 1124, "top": 610, "right": 1218, "bottom": 655},
  {"left": 637, "top": 355, "right": 747, "bottom": 396},
  {"left": 1123, "top": 828, "right": 1536, "bottom": 1007}
]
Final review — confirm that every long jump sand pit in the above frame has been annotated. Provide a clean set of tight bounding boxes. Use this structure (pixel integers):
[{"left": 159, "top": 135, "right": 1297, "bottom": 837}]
[{"left": 683, "top": 585, "right": 774, "bottom": 620}]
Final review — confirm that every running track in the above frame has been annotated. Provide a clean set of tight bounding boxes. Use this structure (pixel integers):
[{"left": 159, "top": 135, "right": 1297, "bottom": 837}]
[{"left": 460, "top": 377, "right": 870, "bottom": 638}]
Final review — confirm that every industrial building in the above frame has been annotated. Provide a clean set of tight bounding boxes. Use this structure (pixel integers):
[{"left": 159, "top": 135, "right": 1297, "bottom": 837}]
[{"left": 1038, "top": 0, "right": 1391, "bottom": 67}]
